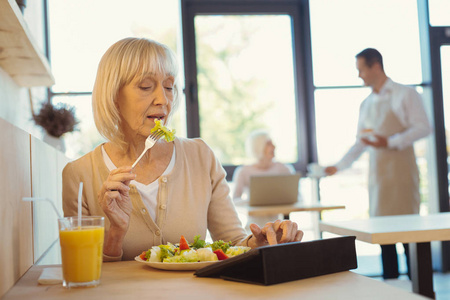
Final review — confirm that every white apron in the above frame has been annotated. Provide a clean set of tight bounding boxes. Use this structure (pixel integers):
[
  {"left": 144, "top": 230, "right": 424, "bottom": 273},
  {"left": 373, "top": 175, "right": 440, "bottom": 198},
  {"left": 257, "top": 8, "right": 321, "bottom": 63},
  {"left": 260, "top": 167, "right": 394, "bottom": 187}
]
[{"left": 365, "top": 95, "right": 420, "bottom": 217}]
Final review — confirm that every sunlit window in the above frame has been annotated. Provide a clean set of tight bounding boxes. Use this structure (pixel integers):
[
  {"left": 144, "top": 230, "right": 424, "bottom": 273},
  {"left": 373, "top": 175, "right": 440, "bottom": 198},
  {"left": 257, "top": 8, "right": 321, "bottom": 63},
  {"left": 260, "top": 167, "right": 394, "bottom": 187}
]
[
  {"left": 310, "top": 0, "right": 427, "bottom": 220},
  {"left": 310, "top": 0, "right": 430, "bottom": 275},
  {"left": 428, "top": 0, "right": 450, "bottom": 26},
  {"left": 194, "top": 15, "right": 298, "bottom": 165},
  {"left": 440, "top": 47, "right": 450, "bottom": 195},
  {"left": 309, "top": 0, "right": 422, "bottom": 87},
  {"left": 48, "top": 0, "right": 183, "bottom": 159}
]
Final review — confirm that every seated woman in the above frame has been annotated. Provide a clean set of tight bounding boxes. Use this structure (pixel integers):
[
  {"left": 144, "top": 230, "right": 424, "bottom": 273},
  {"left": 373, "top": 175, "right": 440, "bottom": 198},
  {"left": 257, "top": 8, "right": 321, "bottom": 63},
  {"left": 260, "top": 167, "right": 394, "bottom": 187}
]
[
  {"left": 62, "top": 37, "right": 303, "bottom": 261},
  {"left": 233, "top": 130, "right": 295, "bottom": 199},
  {"left": 232, "top": 130, "right": 296, "bottom": 226}
]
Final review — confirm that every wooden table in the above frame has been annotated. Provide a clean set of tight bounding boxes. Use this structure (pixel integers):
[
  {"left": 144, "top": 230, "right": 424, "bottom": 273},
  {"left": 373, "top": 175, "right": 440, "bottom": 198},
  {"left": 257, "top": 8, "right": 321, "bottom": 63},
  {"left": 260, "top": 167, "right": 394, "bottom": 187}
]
[
  {"left": 234, "top": 200, "right": 345, "bottom": 219},
  {"left": 234, "top": 201, "right": 344, "bottom": 238},
  {"left": 319, "top": 213, "right": 450, "bottom": 299},
  {"left": 3, "top": 261, "right": 428, "bottom": 299}
]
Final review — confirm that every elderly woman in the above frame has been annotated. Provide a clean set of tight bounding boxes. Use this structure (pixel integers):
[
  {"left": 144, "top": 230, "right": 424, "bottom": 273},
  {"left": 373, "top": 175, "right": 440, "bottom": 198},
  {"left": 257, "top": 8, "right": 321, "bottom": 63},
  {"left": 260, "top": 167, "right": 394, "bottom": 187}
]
[
  {"left": 62, "top": 37, "right": 303, "bottom": 261},
  {"left": 233, "top": 130, "right": 295, "bottom": 200}
]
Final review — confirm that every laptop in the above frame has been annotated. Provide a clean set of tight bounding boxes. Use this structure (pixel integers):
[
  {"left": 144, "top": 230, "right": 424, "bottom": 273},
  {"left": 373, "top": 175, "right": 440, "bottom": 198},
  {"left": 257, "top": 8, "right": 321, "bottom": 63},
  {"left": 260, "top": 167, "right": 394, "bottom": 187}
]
[{"left": 249, "top": 173, "right": 301, "bottom": 206}]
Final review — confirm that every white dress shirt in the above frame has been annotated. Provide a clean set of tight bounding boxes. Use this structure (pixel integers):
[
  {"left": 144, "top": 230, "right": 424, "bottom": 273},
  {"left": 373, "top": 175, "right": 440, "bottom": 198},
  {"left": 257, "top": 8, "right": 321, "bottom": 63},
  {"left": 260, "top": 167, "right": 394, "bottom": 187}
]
[{"left": 335, "top": 78, "right": 432, "bottom": 171}]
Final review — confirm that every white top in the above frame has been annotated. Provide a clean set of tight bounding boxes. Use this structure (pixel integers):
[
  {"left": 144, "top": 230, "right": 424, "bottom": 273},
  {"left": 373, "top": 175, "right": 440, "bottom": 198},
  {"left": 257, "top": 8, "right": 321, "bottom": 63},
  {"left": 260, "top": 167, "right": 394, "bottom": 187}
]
[
  {"left": 101, "top": 145, "right": 176, "bottom": 221},
  {"left": 335, "top": 78, "right": 432, "bottom": 171},
  {"left": 232, "top": 162, "right": 295, "bottom": 199}
]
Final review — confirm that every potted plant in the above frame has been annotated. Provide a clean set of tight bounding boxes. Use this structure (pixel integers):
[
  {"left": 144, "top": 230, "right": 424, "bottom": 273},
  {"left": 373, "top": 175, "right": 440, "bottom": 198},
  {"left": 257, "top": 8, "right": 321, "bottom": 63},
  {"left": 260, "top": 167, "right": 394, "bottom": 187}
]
[{"left": 33, "top": 102, "right": 79, "bottom": 151}]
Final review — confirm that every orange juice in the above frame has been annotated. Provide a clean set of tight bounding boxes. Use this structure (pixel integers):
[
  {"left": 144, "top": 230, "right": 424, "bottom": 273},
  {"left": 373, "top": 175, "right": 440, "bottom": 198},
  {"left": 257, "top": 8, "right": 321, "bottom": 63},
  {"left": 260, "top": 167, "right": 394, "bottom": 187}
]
[{"left": 59, "top": 226, "right": 104, "bottom": 283}]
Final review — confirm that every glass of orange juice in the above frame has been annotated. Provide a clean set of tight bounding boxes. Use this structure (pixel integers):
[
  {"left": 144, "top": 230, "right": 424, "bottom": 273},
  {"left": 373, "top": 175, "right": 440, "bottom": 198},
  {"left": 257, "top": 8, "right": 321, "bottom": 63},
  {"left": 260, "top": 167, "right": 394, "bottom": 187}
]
[{"left": 58, "top": 216, "right": 104, "bottom": 288}]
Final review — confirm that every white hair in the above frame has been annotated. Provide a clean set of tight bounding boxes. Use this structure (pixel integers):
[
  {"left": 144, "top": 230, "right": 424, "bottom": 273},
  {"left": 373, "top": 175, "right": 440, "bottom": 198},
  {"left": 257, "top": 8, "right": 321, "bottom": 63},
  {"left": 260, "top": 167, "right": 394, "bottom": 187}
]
[
  {"left": 245, "top": 130, "right": 271, "bottom": 160},
  {"left": 92, "top": 37, "right": 180, "bottom": 151}
]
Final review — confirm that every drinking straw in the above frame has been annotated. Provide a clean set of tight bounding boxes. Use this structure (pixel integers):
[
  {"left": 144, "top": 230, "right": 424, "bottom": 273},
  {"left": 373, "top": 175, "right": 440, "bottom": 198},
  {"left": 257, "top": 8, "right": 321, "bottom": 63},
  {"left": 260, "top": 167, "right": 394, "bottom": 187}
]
[
  {"left": 22, "top": 197, "right": 62, "bottom": 219},
  {"left": 78, "top": 182, "right": 83, "bottom": 229}
]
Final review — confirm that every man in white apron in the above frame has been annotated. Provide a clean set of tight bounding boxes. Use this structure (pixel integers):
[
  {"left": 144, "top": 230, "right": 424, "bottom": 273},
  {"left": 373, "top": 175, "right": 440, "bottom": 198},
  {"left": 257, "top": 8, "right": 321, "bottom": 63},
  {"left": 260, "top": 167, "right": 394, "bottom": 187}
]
[{"left": 325, "top": 48, "right": 432, "bottom": 279}]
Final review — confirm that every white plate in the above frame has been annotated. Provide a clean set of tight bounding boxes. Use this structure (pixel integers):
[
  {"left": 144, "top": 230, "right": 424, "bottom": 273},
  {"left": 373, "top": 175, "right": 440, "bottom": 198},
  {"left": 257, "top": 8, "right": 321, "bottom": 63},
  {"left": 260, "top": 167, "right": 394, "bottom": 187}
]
[{"left": 134, "top": 256, "right": 219, "bottom": 271}]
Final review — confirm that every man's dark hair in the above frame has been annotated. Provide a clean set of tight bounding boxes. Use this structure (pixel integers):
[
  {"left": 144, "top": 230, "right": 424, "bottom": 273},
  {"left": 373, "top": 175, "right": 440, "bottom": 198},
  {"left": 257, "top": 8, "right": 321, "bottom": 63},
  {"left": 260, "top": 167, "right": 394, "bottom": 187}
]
[{"left": 356, "top": 48, "right": 383, "bottom": 70}]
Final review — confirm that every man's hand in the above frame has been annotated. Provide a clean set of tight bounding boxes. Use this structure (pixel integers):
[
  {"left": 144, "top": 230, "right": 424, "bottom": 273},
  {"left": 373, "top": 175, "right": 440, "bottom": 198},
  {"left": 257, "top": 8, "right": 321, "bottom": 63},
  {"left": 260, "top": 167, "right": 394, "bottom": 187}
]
[
  {"left": 324, "top": 166, "right": 337, "bottom": 176},
  {"left": 361, "top": 134, "right": 388, "bottom": 148}
]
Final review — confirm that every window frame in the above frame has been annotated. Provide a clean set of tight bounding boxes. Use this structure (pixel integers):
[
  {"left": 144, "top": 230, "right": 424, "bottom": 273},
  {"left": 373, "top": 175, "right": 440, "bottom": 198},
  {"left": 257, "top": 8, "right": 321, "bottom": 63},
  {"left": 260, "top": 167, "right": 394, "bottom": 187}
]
[
  {"left": 180, "top": 0, "right": 316, "bottom": 179},
  {"left": 428, "top": 25, "right": 450, "bottom": 270}
]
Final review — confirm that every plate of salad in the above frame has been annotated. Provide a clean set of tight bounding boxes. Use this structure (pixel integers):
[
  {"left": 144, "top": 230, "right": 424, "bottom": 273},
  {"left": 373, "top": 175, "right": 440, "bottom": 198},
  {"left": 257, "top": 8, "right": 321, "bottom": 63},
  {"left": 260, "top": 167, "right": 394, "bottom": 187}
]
[
  {"left": 134, "top": 258, "right": 216, "bottom": 271},
  {"left": 135, "top": 235, "right": 251, "bottom": 271}
]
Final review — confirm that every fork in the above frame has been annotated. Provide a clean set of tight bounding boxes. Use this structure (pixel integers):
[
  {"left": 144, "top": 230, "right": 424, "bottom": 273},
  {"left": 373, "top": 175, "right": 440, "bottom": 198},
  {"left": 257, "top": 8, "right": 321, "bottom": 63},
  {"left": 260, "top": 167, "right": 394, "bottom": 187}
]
[{"left": 131, "top": 131, "right": 165, "bottom": 169}]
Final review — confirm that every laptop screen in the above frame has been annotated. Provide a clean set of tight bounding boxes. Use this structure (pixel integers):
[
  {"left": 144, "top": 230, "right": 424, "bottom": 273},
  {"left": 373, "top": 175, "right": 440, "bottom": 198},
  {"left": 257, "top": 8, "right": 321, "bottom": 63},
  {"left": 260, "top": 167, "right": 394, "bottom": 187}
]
[{"left": 249, "top": 173, "right": 301, "bottom": 206}]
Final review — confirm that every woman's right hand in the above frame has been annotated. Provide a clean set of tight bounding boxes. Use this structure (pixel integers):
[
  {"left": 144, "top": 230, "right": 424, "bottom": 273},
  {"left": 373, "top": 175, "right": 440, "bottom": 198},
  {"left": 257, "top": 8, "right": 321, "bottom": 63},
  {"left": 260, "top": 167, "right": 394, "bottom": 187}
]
[{"left": 98, "top": 166, "right": 136, "bottom": 232}]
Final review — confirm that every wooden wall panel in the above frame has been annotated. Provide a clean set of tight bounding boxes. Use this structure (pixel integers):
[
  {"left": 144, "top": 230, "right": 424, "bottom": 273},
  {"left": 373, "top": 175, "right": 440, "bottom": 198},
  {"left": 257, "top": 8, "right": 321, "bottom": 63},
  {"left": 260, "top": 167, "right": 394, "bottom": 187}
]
[
  {"left": 30, "top": 136, "right": 59, "bottom": 263},
  {"left": 57, "top": 150, "right": 72, "bottom": 219},
  {"left": 0, "top": 118, "right": 33, "bottom": 298},
  {"left": 30, "top": 137, "right": 72, "bottom": 264},
  {"left": 36, "top": 148, "right": 72, "bottom": 265}
]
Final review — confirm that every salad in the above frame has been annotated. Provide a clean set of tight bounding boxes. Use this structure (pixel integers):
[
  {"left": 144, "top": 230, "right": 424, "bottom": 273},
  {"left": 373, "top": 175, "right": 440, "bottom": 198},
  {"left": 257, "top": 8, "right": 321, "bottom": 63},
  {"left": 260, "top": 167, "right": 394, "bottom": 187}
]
[
  {"left": 138, "top": 235, "right": 251, "bottom": 263},
  {"left": 151, "top": 119, "right": 176, "bottom": 142}
]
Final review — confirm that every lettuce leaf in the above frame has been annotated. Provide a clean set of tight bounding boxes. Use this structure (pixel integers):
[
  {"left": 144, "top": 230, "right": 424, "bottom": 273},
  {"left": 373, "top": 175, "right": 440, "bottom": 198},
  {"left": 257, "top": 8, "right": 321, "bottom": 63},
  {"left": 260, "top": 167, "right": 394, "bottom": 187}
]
[
  {"left": 226, "top": 246, "right": 251, "bottom": 257},
  {"left": 151, "top": 119, "right": 176, "bottom": 142},
  {"left": 211, "top": 240, "right": 231, "bottom": 253},
  {"left": 163, "top": 250, "right": 199, "bottom": 263},
  {"left": 191, "top": 235, "right": 206, "bottom": 249},
  {"left": 158, "top": 244, "right": 175, "bottom": 260}
]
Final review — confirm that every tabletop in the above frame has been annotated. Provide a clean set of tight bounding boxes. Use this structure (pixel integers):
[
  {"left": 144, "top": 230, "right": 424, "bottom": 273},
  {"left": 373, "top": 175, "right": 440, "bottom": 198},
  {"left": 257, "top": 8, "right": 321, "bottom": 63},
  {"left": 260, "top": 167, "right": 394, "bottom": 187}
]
[
  {"left": 319, "top": 212, "right": 450, "bottom": 245},
  {"left": 3, "top": 261, "right": 428, "bottom": 299},
  {"left": 234, "top": 200, "right": 345, "bottom": 217}
]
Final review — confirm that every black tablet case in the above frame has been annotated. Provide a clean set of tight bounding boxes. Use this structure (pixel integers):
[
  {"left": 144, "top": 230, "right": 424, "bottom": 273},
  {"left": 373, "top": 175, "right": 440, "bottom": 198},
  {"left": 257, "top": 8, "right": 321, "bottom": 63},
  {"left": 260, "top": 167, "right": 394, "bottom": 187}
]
[{"left": 194, "top": 236, "right": 357, "bottom": 285}]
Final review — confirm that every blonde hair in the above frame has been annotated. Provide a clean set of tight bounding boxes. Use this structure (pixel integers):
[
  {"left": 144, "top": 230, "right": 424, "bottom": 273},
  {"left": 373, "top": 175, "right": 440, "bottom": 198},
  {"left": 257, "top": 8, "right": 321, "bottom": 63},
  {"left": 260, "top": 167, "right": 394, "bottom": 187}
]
[
  {"left": 92, "top": 37, "right": 180, "bottom": 150},
  {"left": 245, "top": 130, "right": 271, "bottom": 160}
]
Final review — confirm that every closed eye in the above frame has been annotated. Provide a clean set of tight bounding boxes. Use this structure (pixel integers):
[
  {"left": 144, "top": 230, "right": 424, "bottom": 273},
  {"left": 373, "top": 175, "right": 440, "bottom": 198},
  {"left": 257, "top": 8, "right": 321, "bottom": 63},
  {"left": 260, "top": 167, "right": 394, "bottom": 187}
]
[{"left": 163, "top": 77, "right": 175, "bottom": 92}]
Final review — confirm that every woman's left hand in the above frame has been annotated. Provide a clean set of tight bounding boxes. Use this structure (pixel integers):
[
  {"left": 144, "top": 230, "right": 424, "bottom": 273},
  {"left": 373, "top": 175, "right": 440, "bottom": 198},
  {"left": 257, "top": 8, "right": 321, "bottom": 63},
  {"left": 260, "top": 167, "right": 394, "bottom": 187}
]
[{"left": 248, "top": 220, "right": 304, "bottom": 248}]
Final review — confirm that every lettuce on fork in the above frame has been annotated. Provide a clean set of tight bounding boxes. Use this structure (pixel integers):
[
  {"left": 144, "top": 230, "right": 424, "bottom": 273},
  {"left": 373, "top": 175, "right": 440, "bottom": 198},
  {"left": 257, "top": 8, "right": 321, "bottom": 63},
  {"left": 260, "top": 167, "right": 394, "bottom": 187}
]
[{"left": 151, "top": 119, "right": 176, "bottom": 142}]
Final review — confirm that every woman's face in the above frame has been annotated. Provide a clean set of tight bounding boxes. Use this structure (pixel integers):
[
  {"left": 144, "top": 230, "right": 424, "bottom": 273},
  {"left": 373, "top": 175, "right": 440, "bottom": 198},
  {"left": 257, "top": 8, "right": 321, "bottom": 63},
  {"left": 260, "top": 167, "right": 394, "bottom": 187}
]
[
  {"left": 263, "top": 139, "right": 276, "bottom": 160},
  {"left": 116, "top": 73, "right": 175, "bottom": 139}
]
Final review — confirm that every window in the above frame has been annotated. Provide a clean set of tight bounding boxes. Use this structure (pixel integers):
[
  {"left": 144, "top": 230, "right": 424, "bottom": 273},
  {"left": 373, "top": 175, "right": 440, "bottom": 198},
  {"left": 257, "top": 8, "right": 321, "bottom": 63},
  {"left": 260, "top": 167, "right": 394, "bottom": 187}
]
[
  {"left": 309, "top": 0, "right": 430, "bottom": 220},
  {"left": 310, "top": 0, "right": 423, "bottom": 87},
  {"left": 428, "top": 0, "right": 450, "bottom": 26},
  {"left": 181, "top": 0, "right": 313, "bottom": 178},
  {"left": 47, "top": 0, "right": 184, "bottom": 158},
  {"left": 23, "top": 0, "right": 46, "bottom": 54},
  {"left": 310, "top": 0, "right": 433, "bottom": 275},
  {"left": 439, "top": 46, "right": 450, "bottom": 194},
  {"left": 193, "top": 15, "right": 298, "bottom": 165}
]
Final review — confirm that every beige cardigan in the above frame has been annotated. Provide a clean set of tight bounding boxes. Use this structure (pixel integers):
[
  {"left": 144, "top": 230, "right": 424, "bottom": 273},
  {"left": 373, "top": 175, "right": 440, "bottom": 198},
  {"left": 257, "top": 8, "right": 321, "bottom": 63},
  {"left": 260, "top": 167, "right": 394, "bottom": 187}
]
[{"left": 62, "top": 137, "right": 249, "bottom": 261}]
